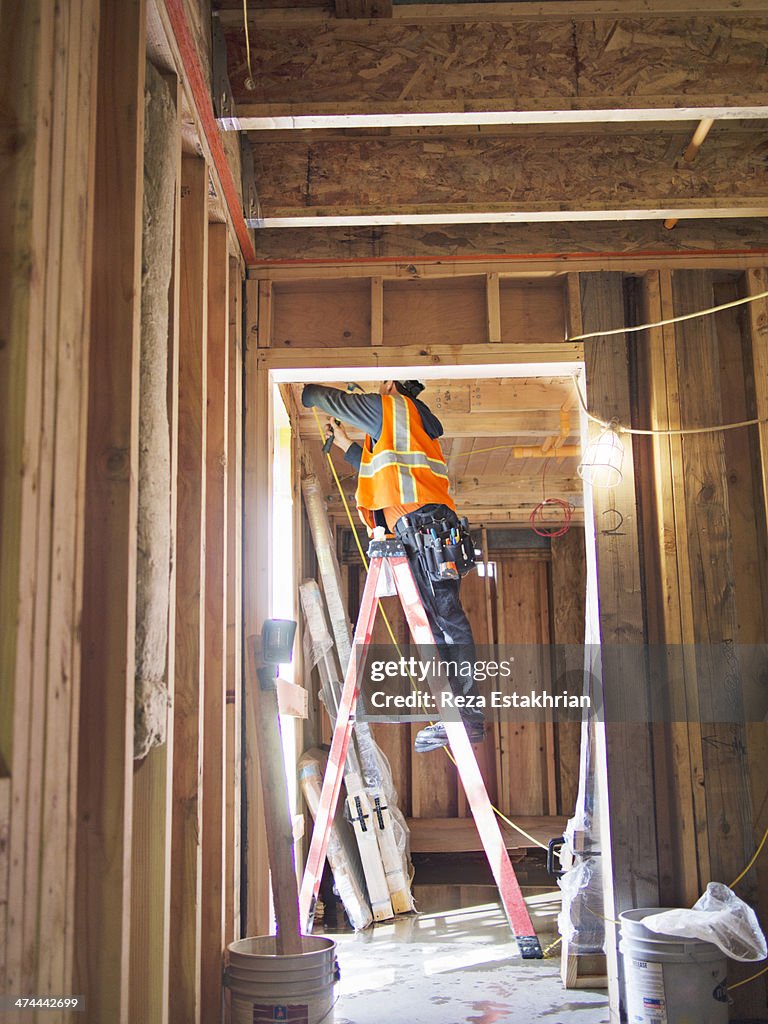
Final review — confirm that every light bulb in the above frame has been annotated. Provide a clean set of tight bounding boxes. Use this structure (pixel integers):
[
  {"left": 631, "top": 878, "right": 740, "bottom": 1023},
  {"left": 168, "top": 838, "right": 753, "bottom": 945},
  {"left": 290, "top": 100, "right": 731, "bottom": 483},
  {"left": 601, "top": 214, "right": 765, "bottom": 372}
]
[{"left": 578, "top": 424, "right": 624, "bottom": 488}]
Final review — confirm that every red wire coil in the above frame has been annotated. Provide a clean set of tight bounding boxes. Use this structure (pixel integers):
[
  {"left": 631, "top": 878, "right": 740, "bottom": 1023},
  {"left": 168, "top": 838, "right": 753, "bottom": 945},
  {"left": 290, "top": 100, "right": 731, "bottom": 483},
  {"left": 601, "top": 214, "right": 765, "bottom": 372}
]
[{"left": 529, "top": 497, "right": 573, "bottom": 538}]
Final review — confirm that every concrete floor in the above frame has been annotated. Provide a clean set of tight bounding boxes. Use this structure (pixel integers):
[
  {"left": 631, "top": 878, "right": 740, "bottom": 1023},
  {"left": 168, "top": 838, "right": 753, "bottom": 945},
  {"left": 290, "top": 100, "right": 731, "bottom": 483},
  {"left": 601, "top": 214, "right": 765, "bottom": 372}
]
[{"left": 326, "top": 885, "right": 610, "bottom": 1024}]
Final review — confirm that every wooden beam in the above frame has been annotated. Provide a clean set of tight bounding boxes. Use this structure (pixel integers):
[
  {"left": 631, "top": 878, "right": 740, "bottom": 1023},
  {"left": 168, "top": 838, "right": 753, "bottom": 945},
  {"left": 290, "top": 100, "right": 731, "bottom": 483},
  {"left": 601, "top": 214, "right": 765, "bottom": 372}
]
[
  {"left": 250, "top": 222, "right": 768, "bottom": 266},
  {"left": 581, "top": 271, "right": 659, "bottom": 1021},
  {"left": 233, "top": 106, "right": 768, "bottom": 130},
  {"left": 250, "top": 204, "right": 768, "bottom": 229},
  {"left": 201, "top": 223, "right": 229, "bottom": 1022},
  {"left": 224, "top": 17, "right": 768, "bottom": 119},
  {"left": 639, "top": 270, "right": 706, "bottom": 909},
  {"left": 335, "top": 0, "right": 391, "bottom": 17},
  {"left": 671, "top": 270, "right": 759, "bottom": 1016},
  {"left": 257, "top": 342, "right": 582, "bottom": 372},
  {"left": 405, "top": 815, "right": 568, "bottom": 853},
  {"left": 169, "top": 156, "right": 208, "bottom": 1024},
  {"left": 218, "top": 1, "right": 768, "bottom": 29},
  {"left": 247, "top": 131, "right": 767, "bottom": 224}
]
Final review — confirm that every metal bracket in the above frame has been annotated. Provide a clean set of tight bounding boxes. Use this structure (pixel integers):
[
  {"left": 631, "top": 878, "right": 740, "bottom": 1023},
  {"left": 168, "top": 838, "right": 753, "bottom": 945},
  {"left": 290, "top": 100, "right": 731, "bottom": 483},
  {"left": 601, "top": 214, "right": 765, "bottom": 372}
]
[
  {"left": 212, "top": 16, "right": 235, "bottom": 119},
  {"left": 240, "top": 134, "right": 260, "bottom": 222}
]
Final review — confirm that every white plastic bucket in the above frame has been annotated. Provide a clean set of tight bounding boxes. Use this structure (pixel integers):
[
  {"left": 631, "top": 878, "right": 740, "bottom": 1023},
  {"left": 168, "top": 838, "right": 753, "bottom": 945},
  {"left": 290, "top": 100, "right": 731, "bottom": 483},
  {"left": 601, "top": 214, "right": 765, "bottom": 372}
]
[
  {"left": 225, "top": 936, "right": 339, "bottom": 1024},
  {"left": 620, "top": 908, "right": 728, "bottom": 1024}
]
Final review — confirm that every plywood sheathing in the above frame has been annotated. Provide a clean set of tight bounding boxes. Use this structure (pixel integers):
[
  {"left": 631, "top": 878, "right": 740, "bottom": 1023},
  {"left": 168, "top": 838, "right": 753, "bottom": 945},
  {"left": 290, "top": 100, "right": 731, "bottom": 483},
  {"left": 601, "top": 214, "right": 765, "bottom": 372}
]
[
  {"left": 225, "top": 18, "right": 768, "bottom": 113},
  {"left": 135, "top": 61, "right": 178, "bottom": 759},
  {"left": 249, "top": 128, "right": 767, "bottom": 218}
]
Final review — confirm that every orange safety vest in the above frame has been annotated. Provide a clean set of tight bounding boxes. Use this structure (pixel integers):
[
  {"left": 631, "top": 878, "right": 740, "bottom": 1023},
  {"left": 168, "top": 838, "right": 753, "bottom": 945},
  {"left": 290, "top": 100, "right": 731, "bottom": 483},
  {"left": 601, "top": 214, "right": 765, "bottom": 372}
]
[{"left": 355, "top": 393, "right": 456, "bottom": 529}]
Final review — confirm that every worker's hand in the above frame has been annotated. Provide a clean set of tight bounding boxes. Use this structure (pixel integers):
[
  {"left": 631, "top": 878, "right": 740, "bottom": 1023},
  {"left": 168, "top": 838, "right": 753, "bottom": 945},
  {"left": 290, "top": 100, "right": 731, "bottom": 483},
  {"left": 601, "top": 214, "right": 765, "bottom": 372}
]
[{"left": 326, "top": 418, "right": 352, "bottom": 452}]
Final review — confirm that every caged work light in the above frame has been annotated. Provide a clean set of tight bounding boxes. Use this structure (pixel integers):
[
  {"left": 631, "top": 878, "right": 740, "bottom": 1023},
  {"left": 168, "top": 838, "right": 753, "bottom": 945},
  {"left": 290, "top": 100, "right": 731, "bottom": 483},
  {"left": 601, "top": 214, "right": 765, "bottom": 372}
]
[{"left": 578, "top": 421, "right": 624, "bottom": 488}]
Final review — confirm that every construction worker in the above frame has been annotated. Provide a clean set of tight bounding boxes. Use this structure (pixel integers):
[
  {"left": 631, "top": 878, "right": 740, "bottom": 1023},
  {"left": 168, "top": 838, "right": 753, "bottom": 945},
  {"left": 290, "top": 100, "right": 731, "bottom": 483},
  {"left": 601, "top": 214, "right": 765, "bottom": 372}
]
[{"left": 301, "top": 380, "right": 485, "bottom": 752}]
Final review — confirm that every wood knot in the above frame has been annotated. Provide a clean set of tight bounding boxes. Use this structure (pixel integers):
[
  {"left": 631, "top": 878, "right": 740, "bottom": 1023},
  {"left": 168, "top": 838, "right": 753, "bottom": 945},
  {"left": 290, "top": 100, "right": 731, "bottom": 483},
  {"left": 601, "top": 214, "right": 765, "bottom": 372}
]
[
  {"left": 698, "top": 483, "right": 715, "bottom": 502},
  {"left": 105, "top": 447, "right": 129, "bottom": 477}
]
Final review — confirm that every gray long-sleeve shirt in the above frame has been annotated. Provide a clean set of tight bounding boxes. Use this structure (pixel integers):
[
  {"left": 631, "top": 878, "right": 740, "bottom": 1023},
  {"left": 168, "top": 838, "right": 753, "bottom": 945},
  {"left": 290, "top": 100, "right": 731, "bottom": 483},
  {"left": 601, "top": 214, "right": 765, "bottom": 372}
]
[{"left": 301, "top": 384, "right": 444, "bottom": 471}]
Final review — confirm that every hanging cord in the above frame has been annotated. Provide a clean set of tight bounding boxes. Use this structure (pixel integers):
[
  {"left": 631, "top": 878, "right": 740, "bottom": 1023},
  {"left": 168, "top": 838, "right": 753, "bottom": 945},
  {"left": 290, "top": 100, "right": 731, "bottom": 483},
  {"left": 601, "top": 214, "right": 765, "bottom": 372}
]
[
  {"left": 571, "top": 374, "right": 764, "bottom": 438},
  {"left": 730, "top": 823, "right": 768, "bottom": 890},
  {"left": 568, "top": 288, "right": 768, "bottom": 343},
  {"left": 242, "top": 0, "right": 256, "bottom": 89},
  {"left": 311, "top": 407, "right": 549, "bottom": 851},
  {"left": 729, "top": 964, "right": 768, "bottom": 991}
]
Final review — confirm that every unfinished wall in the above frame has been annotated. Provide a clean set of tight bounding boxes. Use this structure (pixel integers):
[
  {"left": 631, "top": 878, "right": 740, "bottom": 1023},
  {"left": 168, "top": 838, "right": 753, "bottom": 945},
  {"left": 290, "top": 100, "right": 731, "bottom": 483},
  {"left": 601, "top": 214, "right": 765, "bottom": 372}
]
[{"left": 2, "top": 2, "right": 246, "bottom": 1023}]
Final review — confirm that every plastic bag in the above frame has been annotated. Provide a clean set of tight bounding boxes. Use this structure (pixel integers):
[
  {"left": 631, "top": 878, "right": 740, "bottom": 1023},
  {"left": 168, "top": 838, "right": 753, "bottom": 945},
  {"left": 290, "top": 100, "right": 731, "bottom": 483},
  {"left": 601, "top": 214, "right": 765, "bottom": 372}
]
[{"left": 642, "top": 882, "right": 767, "bottom": 962}]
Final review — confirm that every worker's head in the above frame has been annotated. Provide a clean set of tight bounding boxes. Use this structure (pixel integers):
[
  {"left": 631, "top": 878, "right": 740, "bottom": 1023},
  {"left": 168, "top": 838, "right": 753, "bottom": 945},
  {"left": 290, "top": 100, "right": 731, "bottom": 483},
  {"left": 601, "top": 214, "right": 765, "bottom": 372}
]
[{"left": 379, "top": 380, "right": 425, "bottom": 399}]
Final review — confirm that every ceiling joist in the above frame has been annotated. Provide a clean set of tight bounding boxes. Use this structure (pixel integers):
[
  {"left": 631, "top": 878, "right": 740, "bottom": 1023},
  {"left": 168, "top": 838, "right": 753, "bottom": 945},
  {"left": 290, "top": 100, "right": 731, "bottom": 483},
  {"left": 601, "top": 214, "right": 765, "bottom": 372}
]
[{"left": 216, "top": 1, "right": 768, "bottom": 29}]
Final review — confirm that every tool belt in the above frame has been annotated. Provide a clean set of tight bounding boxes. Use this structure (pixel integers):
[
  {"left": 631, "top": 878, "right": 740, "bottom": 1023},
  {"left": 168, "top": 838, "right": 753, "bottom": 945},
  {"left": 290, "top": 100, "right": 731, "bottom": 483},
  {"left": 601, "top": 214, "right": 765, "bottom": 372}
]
[{"left": 394, "top": 506, "right": 477, "bottom": 582}]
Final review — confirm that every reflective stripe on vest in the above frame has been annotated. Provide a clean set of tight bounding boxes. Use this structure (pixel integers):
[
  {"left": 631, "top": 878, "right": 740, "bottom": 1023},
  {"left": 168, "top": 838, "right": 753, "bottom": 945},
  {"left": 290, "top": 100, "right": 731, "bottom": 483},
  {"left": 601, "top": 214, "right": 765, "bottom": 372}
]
[{"left": 355, "top": 394, "right": 454, "bottom": 524}]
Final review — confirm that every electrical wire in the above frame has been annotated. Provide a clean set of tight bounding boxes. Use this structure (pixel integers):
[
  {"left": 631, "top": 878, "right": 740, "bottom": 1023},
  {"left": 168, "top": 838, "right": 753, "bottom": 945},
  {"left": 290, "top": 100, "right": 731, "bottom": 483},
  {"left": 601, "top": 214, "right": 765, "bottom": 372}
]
[
  {"left": 311, "top": 407, "right": 549, "bottom": 851},
  {"left": 729, "top": 964, "right": 768, "bottom": 991},
  {"left": 568, "top": 288, "right": 768, "bottom": 342},
  {"left": 242, "top": 0, "right": 255, "bottom": 88},
  {"left": 730, "top": 823, "right": 768, "bottom": 889},
  {"left": 572, "top": 373, "right": 764, "bottom": 438}
]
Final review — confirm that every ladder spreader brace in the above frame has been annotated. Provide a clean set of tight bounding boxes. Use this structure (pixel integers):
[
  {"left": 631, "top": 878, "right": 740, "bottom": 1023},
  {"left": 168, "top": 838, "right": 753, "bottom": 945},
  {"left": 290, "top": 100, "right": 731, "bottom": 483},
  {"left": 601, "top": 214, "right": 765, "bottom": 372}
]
[{"left": 298, "top": 538, "right": 543, "bottom": 959}]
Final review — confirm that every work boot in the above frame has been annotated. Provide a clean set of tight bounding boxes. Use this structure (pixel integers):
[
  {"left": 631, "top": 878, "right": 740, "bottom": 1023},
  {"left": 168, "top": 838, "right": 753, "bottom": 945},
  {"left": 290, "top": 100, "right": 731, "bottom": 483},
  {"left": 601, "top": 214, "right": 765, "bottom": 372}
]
[{"left": 413, "top": 720, "right": 486, "bottom": 753}]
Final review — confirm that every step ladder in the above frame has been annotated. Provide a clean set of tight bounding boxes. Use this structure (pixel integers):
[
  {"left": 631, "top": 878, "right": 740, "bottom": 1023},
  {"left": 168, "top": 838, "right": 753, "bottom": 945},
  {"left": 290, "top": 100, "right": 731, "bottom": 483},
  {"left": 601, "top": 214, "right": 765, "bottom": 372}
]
[{"left": 299, "top": 536, "right": 543, "bottom": 958}]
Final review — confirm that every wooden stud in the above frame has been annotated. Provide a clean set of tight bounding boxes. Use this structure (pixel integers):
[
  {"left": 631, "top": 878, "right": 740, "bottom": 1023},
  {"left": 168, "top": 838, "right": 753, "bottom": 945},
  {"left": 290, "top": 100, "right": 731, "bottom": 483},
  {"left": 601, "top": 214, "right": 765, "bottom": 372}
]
[
  {"left": 746, "top": 268, "right": 768, "bottom": 530},
  {"left": 581, "top": 271, "right": 659, "bottom": 1019},
  {"left": 486, "top": 273, "right": 502, "bottom": 344},
  {"left": 370, "top": 276, "right": 384, "bottom": 346},
  {"left": 225, "top": 258, "right": 244, "bottom": 944},
  {"left": 257, "top": 280, "right": 274, "bottom": 348},
  {"left": 550, "top": 530, "right": 586, "bottom": 816},
  {"left": 671, "top": 270, "right": 759, "bottom": 1015},
  {"left": 201, "top": 223, "right": 229, "bottom": 1022},
  {"left": 169, "top": 155, "right": 208, "bottom": 1024},
  {"left": 243, "top": 300, "right": 273, "bottom": 937},
  {"left": 74, "top": 2, "right": 146, "bottom": 1020},
  {"left": 129, "top": 70, "right": 182, "bottom": 1024},
  {"left": 245, "top": 637, "right": 303, "bottom": 954}
]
